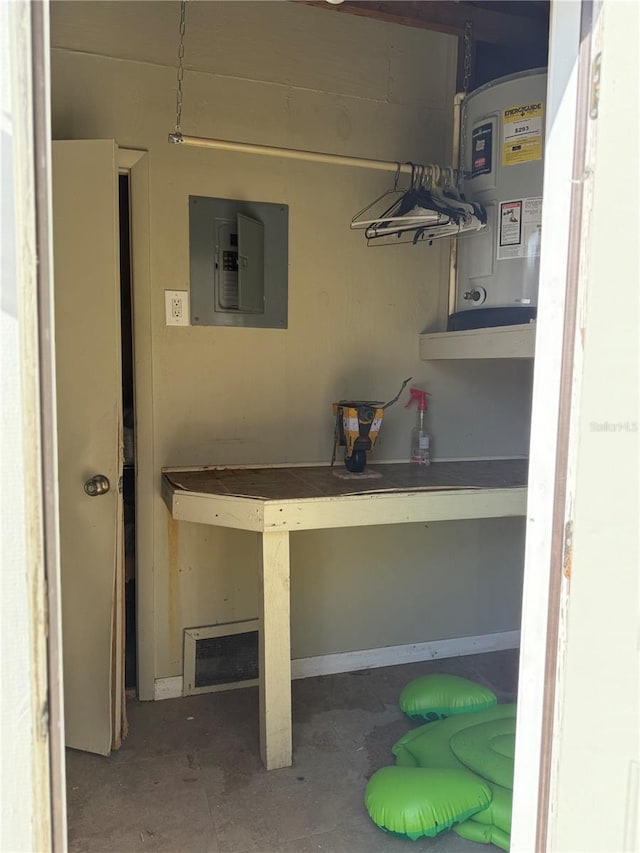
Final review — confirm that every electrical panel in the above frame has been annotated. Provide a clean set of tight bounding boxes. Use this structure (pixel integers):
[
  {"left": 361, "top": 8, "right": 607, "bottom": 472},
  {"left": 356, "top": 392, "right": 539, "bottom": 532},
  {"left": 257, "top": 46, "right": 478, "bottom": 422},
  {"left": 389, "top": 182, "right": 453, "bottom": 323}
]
[{"left": 189, "top": 195, "right": 288, "bottom": 328}]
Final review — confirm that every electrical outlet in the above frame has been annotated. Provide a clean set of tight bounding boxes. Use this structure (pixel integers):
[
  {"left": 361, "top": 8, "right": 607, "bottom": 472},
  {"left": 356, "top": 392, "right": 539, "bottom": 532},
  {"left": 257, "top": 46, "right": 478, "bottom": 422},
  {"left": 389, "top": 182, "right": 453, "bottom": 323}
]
[{"left": 165, "top": 290, "right": 189, "bottom": 326}]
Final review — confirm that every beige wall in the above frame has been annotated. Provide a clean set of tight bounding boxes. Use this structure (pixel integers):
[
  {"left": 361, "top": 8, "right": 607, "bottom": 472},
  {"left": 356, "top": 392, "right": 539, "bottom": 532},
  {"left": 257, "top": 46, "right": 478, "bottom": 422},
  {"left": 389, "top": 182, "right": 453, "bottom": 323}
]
[{"left": 50, "top": 1, "right": 531, "bottom": 680}]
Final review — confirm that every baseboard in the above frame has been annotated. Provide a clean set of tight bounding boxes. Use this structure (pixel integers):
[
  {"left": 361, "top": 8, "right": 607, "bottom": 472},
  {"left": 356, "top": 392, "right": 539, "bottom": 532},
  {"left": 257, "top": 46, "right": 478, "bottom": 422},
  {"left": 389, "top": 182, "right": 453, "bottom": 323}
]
[
  {"left": 290, "top": 630, "right": 520, "bottom": 679},
  {"left": 153, "top": 629, "right": 520, "bottom": 700},
  {"left": 153, "top": 675, "right": 183, "bottom": 701}
]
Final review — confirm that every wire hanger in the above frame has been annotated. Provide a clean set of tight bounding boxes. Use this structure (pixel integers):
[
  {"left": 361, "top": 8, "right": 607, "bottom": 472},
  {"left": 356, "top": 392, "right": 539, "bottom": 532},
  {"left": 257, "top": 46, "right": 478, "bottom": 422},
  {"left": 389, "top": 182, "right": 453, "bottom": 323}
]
[
  {"left": 352, "top": 163, "right": 434, "bottom": 231},
  {"left": 350, "top": 162, "right": 411, "bottom": 230},
  {"left": 351, "top": 158, "right": 487, "bottom": 247}
]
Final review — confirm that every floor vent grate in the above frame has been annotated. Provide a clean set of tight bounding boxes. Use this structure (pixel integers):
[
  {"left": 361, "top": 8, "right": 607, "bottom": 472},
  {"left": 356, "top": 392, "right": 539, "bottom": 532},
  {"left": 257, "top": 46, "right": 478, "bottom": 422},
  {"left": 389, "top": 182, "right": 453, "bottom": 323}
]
[{"left": 183, "top": 619, "right": 259, "bottom": 695}]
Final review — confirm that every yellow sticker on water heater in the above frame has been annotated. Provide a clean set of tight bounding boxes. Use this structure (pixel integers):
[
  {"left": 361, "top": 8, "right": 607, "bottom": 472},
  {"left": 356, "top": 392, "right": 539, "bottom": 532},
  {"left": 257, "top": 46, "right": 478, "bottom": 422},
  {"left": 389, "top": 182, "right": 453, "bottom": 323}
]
[{"left": 502, "top": 102, "right": 543, "bottom": 166}]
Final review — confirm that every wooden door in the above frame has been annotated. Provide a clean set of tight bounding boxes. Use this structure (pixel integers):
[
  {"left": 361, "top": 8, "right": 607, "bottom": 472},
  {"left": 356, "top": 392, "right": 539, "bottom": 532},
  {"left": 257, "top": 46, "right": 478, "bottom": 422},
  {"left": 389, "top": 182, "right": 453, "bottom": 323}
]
[{"left": 52, "top": 140, "right": 125, "bottom": 755}]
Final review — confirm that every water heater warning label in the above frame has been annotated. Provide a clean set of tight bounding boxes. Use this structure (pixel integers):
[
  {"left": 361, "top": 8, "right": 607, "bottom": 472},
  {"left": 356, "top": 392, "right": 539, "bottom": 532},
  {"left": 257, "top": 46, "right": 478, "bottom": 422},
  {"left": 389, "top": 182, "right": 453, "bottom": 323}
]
[
  {"left": 498, "top": 197, "right": 542, "bottom": 260},
  {"left": 502, "top": 102, "right": 543, "bottom": 166}
]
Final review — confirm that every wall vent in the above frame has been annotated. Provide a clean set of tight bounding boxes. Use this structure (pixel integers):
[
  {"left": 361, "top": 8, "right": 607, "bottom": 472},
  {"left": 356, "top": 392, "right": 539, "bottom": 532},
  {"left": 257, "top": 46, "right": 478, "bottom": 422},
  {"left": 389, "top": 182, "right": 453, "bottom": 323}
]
[{"left": 183, "top": 619, "right": 259, "bottom": 696}]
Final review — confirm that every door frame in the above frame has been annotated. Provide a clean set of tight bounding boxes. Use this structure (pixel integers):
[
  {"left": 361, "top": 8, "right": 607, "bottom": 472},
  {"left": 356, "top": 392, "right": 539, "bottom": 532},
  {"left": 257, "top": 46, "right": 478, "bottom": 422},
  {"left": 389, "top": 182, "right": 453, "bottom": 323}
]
[
  {"left": 10, "top": 0, "right": 607, "bottom": 846},
  {"left": 4, "top": 0, "right": 63, "bottom": 848},
  {"left": 118, "top": 148, "right": 155, "bottom": 701},
  {"left": 511, "top": 0, "right": 594, "bottom": 849}
]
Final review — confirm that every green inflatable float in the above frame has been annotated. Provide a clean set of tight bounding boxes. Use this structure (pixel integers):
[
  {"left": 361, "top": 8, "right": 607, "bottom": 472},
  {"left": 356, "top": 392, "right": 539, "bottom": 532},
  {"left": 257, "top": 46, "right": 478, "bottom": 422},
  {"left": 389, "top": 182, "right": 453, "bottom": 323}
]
[{"left": 365, "top": 674, "right": 516, "bottom": 850}]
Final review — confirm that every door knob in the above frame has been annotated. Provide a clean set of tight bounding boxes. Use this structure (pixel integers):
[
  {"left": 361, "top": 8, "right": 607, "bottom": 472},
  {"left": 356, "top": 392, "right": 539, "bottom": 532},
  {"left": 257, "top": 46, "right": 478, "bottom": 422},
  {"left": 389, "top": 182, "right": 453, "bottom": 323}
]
[{"left": 84, "top": 474, "right": 111, "bottom": 497}]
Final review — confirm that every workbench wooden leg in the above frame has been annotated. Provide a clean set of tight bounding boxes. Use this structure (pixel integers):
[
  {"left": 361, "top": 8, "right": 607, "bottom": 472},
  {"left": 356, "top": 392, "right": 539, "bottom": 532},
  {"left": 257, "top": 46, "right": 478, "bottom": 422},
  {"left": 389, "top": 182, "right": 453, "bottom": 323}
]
[{"left": 258, "top": 530, "right": 292, "bottom": 770}]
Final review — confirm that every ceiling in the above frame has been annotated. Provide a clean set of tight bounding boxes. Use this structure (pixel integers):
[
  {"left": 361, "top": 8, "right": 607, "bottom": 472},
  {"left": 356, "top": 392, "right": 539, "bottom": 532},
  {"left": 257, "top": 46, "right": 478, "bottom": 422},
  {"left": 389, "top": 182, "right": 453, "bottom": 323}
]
[
  {"left": 302, "top": 1, "right": 550, "bottom": 47},
  {"left": 302, "top": 0, "right": 550, "bottom": 87}
]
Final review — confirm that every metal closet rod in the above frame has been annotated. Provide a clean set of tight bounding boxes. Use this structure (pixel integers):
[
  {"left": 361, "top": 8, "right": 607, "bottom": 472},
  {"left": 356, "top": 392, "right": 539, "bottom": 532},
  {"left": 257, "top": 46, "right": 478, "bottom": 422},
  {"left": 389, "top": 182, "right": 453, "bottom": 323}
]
[{"left": 168, "top": 131, "right": 458, "bottom": 179}]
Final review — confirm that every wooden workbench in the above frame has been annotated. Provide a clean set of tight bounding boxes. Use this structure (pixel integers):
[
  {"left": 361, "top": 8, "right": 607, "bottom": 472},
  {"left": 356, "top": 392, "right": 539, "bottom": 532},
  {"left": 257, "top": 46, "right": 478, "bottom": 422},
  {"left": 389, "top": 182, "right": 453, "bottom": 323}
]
[{"left": 162, "top": 459, "right": 528, "bottom": 769}]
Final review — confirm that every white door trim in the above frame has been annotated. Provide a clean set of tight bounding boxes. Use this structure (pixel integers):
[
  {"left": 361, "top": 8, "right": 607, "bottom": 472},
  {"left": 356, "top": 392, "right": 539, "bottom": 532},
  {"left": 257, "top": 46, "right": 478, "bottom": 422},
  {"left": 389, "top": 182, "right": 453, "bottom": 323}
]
[{"left": 118, "top": 148, "right": 145, "bottom": 169}]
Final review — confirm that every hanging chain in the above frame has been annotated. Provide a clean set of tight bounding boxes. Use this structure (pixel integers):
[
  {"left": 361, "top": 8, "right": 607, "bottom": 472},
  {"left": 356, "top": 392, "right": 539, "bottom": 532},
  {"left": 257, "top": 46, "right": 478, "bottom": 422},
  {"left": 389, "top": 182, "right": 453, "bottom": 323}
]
[
  {"left": 462, "top": 20, "right": 473, "bottom": 97},
  {"left": 174, "top": 0, "right": 187, "bottom": 136},
  {"left": 458, "top": 20, "right": 473, "bottom": 189}
]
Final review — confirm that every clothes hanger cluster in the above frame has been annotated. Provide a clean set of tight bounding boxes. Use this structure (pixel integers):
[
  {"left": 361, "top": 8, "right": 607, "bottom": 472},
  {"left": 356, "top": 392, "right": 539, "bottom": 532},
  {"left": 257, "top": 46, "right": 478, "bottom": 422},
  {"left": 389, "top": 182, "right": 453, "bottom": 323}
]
[{"left": 351, "top": 163, "right": 487, "bottom": 246}]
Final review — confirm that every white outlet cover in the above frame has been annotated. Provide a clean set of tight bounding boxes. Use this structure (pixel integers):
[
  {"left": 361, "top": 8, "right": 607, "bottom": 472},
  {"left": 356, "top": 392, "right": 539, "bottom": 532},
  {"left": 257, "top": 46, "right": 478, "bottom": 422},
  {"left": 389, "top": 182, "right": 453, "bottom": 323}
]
[{"left": 165, "top": 290, "right": 189, "bottom": 326}]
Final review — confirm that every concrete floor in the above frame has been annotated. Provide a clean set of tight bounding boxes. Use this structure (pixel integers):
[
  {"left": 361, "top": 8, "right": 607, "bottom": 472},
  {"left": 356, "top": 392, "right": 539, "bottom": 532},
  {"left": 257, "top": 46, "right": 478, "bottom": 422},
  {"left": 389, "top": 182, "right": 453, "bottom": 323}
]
[{"left": 66, "top": 649, "right": 518, "bottom": 853}]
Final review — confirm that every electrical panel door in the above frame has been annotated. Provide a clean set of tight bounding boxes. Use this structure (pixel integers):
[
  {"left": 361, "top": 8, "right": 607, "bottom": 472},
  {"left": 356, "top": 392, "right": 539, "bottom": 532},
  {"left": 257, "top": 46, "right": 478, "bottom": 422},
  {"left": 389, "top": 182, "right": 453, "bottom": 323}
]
[{"left": 190, "top": 195, "right": 288, "bottom": 329}]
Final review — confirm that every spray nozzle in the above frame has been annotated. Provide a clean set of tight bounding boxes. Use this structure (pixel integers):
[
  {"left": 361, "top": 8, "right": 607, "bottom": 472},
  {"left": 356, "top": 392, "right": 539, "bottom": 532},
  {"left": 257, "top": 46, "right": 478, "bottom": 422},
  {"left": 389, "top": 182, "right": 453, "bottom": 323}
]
[{"left": 405, "top": 387, "right": 430, "bottom": 412}]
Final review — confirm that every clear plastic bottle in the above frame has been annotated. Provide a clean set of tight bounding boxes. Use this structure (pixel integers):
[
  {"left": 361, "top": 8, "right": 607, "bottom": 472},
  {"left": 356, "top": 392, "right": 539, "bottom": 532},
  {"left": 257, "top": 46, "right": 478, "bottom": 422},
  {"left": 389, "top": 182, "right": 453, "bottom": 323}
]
[{"left": 405, "top": 388, "right": 431, "bottom": 465}]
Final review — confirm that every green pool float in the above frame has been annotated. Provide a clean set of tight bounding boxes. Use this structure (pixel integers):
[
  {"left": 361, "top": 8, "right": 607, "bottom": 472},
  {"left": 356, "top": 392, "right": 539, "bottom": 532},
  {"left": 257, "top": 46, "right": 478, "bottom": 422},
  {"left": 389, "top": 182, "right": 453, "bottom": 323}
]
[{"left": 365, "top": 674, "right": 516, "bottom": 850}]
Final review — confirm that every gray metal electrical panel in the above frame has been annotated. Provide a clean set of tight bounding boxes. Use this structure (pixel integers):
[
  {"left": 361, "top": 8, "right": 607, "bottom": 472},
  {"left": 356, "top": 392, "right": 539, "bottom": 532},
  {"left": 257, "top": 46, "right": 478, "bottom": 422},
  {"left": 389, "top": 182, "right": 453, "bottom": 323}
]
[{"left": 189, "top": 195, "right": 288, "bottom": 328}]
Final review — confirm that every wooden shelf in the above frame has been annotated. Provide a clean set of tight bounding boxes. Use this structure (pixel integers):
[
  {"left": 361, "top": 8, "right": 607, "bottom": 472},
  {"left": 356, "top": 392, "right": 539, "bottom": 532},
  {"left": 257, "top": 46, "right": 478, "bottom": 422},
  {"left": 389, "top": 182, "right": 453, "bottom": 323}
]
[
  {"left": 419, "top": 323, "right": 536, "bottom": 360},
  {"left": 162, "top": 459, "right": 528, "bottom": 533}
]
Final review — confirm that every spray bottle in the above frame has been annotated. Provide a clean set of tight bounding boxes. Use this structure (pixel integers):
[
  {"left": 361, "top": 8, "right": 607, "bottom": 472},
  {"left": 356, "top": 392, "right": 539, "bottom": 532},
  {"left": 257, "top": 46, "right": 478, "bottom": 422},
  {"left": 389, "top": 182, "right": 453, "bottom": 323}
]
[{"left": 405, "top": 388, "right": 432, "bottom": 465}]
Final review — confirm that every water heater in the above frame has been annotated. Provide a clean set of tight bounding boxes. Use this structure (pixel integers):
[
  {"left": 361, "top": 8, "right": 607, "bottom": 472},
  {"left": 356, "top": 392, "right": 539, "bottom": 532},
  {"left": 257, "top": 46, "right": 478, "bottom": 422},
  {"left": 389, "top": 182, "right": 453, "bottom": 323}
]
[{"left": 451, "top": 69, "right": 547, "bottom": 331}]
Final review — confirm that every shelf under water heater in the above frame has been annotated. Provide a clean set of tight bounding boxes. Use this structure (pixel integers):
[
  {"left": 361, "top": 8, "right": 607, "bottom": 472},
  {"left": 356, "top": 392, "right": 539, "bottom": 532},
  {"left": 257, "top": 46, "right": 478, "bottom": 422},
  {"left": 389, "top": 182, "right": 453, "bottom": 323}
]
[{"left": 451, "top": 69, "right": 548, "bottom": 331}]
